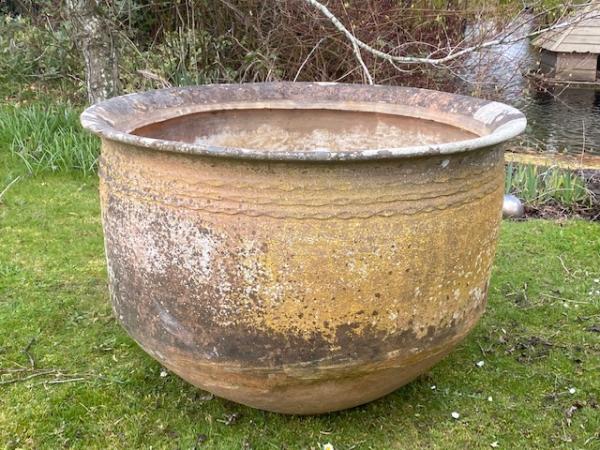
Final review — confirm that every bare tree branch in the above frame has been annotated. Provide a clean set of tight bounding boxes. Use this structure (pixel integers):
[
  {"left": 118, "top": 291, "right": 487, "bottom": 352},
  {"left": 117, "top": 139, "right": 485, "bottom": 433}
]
[
  {"left": 303, "top": 0, "right": 600, "bottom": 67},
  {"left": 351, "top": 39, "right": 373, "bottom": 85},
  {"left": 294, "top": 37, "right": 327, "bottom": 82}
]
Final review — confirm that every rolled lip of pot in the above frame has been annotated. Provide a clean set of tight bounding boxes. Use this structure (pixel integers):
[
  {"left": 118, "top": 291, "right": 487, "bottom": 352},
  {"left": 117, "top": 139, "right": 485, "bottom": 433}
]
[{"left": 80, "top": 82, "right": 527, "bottom": 162}]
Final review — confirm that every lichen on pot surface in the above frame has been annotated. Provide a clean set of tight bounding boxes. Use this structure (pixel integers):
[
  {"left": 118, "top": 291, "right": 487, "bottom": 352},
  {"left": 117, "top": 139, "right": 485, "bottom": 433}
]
[{"left": 81, "top": 82, "right": 526, "bottom": 414}]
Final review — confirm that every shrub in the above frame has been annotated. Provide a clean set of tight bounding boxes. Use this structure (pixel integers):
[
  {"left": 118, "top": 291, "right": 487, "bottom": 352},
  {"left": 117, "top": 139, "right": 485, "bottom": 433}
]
[{"left": 0, "top": 15, "right": 84, "bottom": 101}]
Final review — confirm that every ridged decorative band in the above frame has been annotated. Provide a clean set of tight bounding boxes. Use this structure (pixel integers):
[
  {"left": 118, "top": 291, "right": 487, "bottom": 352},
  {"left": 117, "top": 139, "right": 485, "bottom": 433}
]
[{"left": 99, "top": 143, "right": 503, "bottom": 219}]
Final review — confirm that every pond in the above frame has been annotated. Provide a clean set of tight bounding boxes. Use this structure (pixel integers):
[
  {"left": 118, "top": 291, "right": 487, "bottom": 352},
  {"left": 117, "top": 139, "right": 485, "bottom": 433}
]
[
  {"left": 518, "top": 88, "right": 600, "bottom": 156},
  {"left": 463, "top": 16, "right": 600, "bottom": 156}
]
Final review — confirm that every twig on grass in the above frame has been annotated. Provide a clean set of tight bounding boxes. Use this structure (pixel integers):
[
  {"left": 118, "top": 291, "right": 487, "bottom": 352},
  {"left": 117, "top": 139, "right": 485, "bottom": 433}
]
[
  {"left": 541, "top": 292, "right": 593, "bottom": 305},
  {"left": 1, "top": 368, "right": 124, "bottom": 387},
  {"left": 0, "top": 369, "right": 58, "bottom": 386},
  {"left": 477, "top": 341, "right": 488, "bottom": 357},
  {"left": 0, "top": 175, "right": 21, "bottom": 203},
  {"left": 22, "top": 337, "right": 36, "bottom": 369},
  {"left": 557, "top": 255, "right": 572, "bottom": 278},
  {"left": 40, "top": 377, "right": 88, "bottom": 386}
]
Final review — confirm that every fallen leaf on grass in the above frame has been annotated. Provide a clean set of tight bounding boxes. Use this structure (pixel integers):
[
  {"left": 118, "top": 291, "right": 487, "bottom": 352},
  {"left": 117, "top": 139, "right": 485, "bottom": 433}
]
[
  {"left": 217, "top": 412, "right": 240, "bottom": 426},
  {"left": 195, "top": 392, "right": 214, "bottom": 402},
  {"left": 565, "top": 401, "right": 584, "bottom": 426},
  {"left": 586, "top": 325, "right": 600, "bottom": 333},
  {"left": 193, "top": 433, "right": 208, "bottom": 448}
]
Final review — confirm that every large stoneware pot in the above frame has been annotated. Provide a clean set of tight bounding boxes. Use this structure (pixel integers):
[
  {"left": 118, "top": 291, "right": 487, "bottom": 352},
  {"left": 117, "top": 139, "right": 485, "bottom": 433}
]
[{"left": 81, "top": 83, "right": 525, "bottom": 414}]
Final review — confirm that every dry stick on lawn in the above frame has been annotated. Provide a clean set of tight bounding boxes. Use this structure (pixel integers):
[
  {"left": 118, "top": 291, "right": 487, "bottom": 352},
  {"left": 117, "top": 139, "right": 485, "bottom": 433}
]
[
  {"left": 557, "top": 255, "right": 572, "bottom": 278},
  {"left": 303, "top": 0, "right": 600, "bottom": 68},
  {"left": 41, "top": 377, "right": 88, "bottom": 386},
  {"left": 0, "top": 369, "right": 59, "bottom": 386},
  {"left": 0, "top": 176, "right": 21, "bottom": 203},
  {"left": 1, "top": 370, "right": 124, "bottom": 387},
  {"left": 0, "top": 367, "right": 34, "bottom": 374},
  {"left": 22, "top": 337, "right": 36, "bottom": 370}
]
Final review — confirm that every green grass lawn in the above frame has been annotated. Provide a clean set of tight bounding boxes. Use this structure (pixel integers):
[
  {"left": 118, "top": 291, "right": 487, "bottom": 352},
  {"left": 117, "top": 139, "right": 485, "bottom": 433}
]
[{"left": 1, "top": 139, "right": 600, "bottom": 449}]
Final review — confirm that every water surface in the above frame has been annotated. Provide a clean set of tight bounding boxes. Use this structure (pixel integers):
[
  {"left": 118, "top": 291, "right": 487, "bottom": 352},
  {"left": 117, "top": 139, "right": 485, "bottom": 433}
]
[
  {"left": 463, "top": 16, "right": 600, "bottom": 156},
  {"left": 134, "top": 109, "right": 477, "bottom": 152}
]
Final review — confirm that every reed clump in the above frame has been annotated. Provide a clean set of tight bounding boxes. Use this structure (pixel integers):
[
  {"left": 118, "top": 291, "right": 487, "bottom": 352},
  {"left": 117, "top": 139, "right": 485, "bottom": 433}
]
[
  {"left": 505, "top": 162, "right": 596, "bottom": 211},
  {"left": 0, "top": 104, "right": 99, "bottom": 175}
]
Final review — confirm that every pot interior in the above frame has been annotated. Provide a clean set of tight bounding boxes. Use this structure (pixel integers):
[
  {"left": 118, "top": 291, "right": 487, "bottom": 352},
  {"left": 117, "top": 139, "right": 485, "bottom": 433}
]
[{"left": 132, "top": 108, "right": 478, "bottom": 152}]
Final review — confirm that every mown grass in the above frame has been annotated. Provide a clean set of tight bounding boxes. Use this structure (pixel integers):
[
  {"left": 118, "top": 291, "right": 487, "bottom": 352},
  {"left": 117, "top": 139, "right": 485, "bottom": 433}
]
[{"left": 1, "top": 118, "right": 599, "bottom": 448}]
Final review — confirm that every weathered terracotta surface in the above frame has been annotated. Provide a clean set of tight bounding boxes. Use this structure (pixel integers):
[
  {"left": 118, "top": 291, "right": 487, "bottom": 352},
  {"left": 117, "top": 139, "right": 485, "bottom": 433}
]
[{"left": 81, "top": 82, "right": 526, "bottom": 414}]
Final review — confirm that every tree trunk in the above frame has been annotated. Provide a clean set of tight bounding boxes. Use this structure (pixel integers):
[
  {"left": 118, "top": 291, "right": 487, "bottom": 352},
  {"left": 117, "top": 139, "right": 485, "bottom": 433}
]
[{"left": 67, "top": 0, "right": 120, "bottom": 104}]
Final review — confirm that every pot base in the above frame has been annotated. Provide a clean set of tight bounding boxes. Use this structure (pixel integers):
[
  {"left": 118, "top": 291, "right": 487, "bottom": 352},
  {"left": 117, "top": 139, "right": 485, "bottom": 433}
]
[{"left": 132, "top": 305, "right": 483, "bottom": 414}]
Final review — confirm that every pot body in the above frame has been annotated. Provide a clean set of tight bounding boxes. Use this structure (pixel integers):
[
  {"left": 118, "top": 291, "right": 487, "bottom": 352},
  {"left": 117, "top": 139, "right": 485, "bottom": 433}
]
[{"left": 99, "top": 140, "right": 503, "bottom": 414}]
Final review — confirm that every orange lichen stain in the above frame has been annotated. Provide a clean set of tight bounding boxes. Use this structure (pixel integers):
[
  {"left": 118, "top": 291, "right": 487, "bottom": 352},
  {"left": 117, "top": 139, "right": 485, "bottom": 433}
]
[
  {"left": 101, "top": 140, "right": 503, "bottom": 345},
  {"left": 239, "top": 183, "right": 502, "bottom": 342}
]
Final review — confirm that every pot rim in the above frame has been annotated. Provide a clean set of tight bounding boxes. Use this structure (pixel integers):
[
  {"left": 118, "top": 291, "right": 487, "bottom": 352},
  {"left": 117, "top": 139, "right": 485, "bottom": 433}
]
[{"left": 80, "top": 82, "right": 526, "bottom": 162}]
